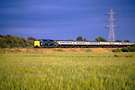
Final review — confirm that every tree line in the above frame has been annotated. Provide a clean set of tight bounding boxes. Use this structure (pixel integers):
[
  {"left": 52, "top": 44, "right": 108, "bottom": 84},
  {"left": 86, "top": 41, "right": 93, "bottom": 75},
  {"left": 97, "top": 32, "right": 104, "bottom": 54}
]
[
  {"left": 76, "top": 36, "right": 107, "bottom": 42},
  {"left": 0, "top": 35, "right": 36, "bottom": 48},
  {"left": 76, "top": 36, "right": 130, "bottom": 42}
]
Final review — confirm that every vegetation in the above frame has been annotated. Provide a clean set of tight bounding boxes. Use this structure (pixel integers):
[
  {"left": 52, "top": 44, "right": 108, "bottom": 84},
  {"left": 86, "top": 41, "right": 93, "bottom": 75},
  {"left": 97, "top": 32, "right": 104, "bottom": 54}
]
[
  {"left": 123, "top": 40, "right": 130, "bottom": 42},
  {"left": 0, "top": 35, "right": 35, "bottom": 48},
  {"left": 115, "top": 40, "right": 130, "bottom": 42},
  {"left": 112, "top": 45, "right": 135, "bottom": 52},
  {"left": 95, "top": 36, "right": 107, "bottom": 42},
  {"left": 0, "top": 48, "right": 135, "bottom": 90},
  {"left": 76, "top": 36, "right": 87, "bottom": 41},
  {"left": 76, "top": 36, "right": 107, "bottom": 42}
]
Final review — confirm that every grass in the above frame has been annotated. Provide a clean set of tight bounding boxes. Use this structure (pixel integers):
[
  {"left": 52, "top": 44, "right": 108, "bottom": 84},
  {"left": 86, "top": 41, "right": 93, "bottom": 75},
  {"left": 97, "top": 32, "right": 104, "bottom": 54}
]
[{"left": 0, "top": 48, "right": 135, "bottom": 90}]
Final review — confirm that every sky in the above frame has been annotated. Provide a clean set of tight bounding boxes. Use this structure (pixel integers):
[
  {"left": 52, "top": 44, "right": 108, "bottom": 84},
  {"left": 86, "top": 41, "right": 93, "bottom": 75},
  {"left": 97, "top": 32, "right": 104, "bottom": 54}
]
[{"left": 0, "top": 0, "right": 135, "bottom": 41}]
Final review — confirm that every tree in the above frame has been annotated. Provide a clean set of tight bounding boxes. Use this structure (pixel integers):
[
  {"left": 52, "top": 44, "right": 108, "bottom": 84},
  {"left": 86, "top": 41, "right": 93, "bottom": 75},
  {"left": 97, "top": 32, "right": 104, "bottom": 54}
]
[
  {"left": 115, "top": 40, "right": 122, "bottom": 42},
  {"left": 0, "top": 35, "right": 34, "bottom": 48},
  {"left": 123, "top": 40, "right": 130, "bottom": 42},
  {"left": 76, "top": 36, "right": 87, "bottom": 41},
  {"left": 76, "top": 36, "right": 84, "bottom": 41},
  {"left": 27, "top": 37, "right": 36, "bottom": 41},
  {"left": 83, "top": 38, "right": 87, "bottom": 41},
  {"left": 95, "top": 36, "right": 107, "bottom": 42}
]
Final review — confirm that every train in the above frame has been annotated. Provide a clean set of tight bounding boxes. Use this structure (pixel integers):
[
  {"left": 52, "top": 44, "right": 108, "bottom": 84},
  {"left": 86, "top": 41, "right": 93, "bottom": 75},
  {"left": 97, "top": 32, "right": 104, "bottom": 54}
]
[{"left": 34, "top": 39, "right": 135, "bottom": 48}]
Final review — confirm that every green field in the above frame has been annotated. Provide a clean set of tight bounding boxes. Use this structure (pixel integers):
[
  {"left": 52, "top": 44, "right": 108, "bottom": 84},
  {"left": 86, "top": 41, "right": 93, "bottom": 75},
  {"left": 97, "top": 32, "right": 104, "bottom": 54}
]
[{"left": 0, "top": 48, "right": 135, "bottom": 90}]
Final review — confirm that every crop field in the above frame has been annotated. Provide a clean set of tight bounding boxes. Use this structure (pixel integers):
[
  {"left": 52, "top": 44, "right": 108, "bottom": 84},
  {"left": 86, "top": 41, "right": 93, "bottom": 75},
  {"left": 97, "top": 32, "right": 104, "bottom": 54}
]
[{"left": 0, "top": 48, "right": 135, "bottom": 90}]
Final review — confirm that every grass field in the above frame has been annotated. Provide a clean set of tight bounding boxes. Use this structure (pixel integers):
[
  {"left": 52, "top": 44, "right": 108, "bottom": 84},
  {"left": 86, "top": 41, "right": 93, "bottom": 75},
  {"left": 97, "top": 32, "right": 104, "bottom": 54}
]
[{"left": 0, "top": 48, "right": 135, "bottom": 90}]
